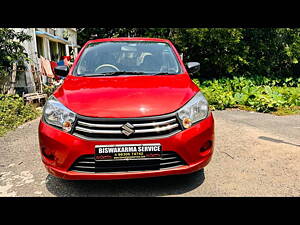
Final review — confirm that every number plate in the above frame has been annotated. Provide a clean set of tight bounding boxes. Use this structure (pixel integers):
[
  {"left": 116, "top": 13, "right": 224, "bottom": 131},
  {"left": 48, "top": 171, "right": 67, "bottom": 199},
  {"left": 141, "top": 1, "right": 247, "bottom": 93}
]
[{"left": 95, "top": 144, "right": 162, "bottom": 161}]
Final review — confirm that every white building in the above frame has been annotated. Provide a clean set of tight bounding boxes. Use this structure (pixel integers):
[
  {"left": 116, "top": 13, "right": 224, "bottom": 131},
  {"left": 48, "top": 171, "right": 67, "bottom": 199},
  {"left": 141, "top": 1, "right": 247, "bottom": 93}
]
[{"left": 12, "top": 28, "right": 80, "bottom": 93}]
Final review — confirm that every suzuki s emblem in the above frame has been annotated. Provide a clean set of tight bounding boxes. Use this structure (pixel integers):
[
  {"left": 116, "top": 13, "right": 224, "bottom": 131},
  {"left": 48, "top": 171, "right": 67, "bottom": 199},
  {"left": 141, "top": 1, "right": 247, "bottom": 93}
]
[{"left": 121, "top": 122, "right": 135, "bottom": 136}]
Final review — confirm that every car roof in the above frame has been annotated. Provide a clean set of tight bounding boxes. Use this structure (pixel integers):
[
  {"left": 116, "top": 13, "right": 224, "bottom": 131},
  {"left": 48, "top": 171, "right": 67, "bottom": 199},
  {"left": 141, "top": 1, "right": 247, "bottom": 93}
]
[{"left": 85, "top": 37, "right": 171, "bottom": 45}]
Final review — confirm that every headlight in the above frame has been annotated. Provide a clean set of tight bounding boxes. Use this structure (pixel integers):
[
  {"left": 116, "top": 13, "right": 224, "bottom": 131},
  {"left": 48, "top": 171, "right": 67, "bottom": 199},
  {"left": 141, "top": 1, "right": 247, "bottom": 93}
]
[
  {"left": 177, "top": 92, "right": 209, "bottom": 129},
  {"left": 43, "top": 95, "right": 76, "bottom": 132}
]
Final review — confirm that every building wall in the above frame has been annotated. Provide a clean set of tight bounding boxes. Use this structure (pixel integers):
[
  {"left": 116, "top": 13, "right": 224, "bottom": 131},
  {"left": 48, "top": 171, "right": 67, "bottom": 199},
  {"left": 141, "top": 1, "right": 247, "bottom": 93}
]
[{"left": 13, "top": 28, "right": 38, "bottom": 93}]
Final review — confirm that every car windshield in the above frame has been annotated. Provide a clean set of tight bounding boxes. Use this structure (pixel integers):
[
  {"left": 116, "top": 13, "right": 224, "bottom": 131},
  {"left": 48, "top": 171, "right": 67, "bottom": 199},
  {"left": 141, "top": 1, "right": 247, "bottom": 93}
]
[{"left": 73, "top": 41, "right": 182, "bottom": 76}]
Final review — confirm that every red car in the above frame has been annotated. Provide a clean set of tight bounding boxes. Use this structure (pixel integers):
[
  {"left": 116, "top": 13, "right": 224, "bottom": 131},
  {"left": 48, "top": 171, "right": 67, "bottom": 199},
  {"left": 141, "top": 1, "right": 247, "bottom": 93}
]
[{"left": 39, "top": 37, "right": 214, "bottom": 180}]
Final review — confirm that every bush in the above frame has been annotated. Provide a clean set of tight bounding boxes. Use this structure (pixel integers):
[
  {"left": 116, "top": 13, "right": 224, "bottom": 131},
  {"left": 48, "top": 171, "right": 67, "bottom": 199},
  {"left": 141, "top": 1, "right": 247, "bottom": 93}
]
[
  {"left": 194, "top": 76, "right": 300, "bottom": 113},
  {"left": 0, "top": 94, "right": 40, "bottom": 136},
  {"left": 42, "top": 84, "right": 57, "bottom": 96}
]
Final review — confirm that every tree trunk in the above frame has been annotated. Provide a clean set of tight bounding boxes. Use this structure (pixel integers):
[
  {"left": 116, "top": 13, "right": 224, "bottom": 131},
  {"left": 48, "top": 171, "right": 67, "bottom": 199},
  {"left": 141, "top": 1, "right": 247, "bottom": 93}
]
[{"left": 7, "top": 63, "right": 17, "bottom": 95}]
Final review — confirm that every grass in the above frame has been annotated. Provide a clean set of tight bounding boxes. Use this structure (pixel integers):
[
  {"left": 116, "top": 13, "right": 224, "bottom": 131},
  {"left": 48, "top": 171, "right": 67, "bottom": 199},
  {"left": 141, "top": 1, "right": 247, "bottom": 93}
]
[
  {"left": 220, "top": 105, "right": 300, "bottom": 116},
  {"left": 271, "top": 106, "right": 300, "bottom": 116}
]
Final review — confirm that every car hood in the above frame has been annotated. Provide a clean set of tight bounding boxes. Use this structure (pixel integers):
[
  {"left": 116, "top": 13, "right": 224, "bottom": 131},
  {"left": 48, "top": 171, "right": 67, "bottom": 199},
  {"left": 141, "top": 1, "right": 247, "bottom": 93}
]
[{"left": 54, "top": 74, "right": 199, "bottom": 118}]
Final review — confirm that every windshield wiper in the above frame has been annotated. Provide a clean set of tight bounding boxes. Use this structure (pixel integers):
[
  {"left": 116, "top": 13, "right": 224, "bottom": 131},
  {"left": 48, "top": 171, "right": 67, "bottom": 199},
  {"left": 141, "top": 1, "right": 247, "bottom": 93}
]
[
  {"left": 79, "top": 71, "right": 147, "bottom": 77},
  {"left": 78, "top": 71, "right": 178, "bottom": 77},
  {"left": 79, "top": 73, "right": 106, "bottom": 77},
  {"left": 153, "top": 72, "right": 178, "bottom": 75},
  {"left": 104, "top": 71, "right": 147, "bottom": 76}
]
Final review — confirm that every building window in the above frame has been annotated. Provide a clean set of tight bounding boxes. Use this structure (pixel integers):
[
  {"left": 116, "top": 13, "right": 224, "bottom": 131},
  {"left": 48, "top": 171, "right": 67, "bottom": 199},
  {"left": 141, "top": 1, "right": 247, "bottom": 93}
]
[
  {"left": 36, "top": 36, "right": 44, "bottom": 58},
  {"left": 69, "top": 46, "right": 73, "bottom": 56},
  {"left": 49, "top": 41, "right": 58, "bottom": 61},
  {"left": 58, "top": 43, "right": 66, "bottom": 59}
]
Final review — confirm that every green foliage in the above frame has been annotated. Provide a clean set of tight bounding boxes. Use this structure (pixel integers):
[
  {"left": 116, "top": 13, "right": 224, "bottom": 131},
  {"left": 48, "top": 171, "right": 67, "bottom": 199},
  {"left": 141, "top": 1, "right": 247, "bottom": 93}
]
[
  {"left": 42, "top": 84, "right": 57, "bottom": 96},
  {"left": 0, "top": 28, "right": 31, "bottom": 67},
  {"left": 194, "top": 76, "right": 300, "bottom": 113},
  {"left": 0, "top": 28, "right": 31, "bottom": 92},
  {"left": 75, "top": 28, "right": 300, "bottom": 115},
  {"left": 77, "top": 28, "right": 300, "bottom": 79},
  {"left": 0, "top": 94, "right": 40, "bottom": 136}
]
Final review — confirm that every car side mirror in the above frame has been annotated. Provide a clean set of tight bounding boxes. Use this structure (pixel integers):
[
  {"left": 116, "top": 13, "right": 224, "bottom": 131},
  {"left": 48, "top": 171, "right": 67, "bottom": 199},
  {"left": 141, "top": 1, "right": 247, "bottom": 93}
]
[
  {"left": 186, "top": 62, "right": 200, "bottom": 75},
  {"left": 54, "top": 65, "right": 69, "bottom": 77}
]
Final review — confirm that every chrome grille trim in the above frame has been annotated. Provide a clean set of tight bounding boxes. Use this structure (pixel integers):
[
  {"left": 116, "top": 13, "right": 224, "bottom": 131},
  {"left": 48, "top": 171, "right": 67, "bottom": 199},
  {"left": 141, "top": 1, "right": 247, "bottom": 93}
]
[
  {"left": 77, "top": 118, "right": 177, "bottom": 128},
  {"left": 72, "top": 113, "right": 182, "bottom": 140},
  {"left": 134, "top": 124, "right": 178, "bottom": 133},
  {"left": 75, "top": 123, "right": 179, "bottom": 134},
  {"left": 75, "top": 126, "right": 122, "bottom": 134},
  {"left": 133, "top": 118, "right": 177, "bottom": 127},
  {"left": 77, "top": 121, "right": 122, "bottom": 128}
]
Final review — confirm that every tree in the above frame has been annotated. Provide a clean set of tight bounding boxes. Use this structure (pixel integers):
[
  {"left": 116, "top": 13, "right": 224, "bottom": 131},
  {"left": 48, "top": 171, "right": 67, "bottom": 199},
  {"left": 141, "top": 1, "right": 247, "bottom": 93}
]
[
  {"left": 0, "top": 28, "right": 31, "bottom": 93},
  {"left": 76, "top": 28, "right": 300, "bottom": 79}
]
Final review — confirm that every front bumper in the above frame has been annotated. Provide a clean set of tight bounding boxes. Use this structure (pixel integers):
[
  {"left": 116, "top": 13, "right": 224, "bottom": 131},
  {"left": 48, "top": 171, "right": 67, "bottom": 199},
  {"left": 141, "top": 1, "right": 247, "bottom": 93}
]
[{"left": 38, "top": 113, "right": 215, "bottom": 180}]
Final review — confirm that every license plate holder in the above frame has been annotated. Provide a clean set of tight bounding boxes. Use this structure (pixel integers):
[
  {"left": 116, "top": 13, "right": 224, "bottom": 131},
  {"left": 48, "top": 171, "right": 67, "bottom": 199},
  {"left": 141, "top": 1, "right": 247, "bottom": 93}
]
[{"left": 94, "top": 144, "right": 162, "bottom": 161}]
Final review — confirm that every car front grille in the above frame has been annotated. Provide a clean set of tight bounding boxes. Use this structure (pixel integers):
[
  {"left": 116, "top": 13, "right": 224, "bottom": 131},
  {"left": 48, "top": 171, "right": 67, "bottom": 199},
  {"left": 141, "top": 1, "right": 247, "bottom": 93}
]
[
  {"left": 72, "top": 113, "right": 182, "bottom": 140},
  {"left": 69, "top": 151, "right": 187, "bottom": 173}
]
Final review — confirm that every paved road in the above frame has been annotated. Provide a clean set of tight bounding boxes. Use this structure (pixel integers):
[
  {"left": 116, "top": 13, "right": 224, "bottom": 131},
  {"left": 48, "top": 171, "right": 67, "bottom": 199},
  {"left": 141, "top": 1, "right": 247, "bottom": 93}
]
[{"left": 0, "top": 109, "right": 299, "bottom": 197}]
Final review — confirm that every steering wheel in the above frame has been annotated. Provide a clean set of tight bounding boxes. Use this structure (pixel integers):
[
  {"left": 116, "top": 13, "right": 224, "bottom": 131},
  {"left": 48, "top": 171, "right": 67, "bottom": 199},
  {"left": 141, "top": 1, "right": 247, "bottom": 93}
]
[{"left": 95, "top": 64, "right": 120, "bottom": 73}]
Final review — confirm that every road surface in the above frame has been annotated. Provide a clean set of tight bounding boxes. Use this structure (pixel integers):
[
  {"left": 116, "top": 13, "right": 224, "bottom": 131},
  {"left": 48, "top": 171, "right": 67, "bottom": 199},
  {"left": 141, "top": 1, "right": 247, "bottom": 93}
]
[{"left": 0, "top": 109, "right": 299, "bottom": 197}]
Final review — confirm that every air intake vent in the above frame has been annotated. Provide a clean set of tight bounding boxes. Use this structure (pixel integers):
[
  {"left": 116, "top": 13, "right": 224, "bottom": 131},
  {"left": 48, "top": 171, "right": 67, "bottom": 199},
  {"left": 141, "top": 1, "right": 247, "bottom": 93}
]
[{"left": 69, "top": 151, "right": 187, "bottom": 173}]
